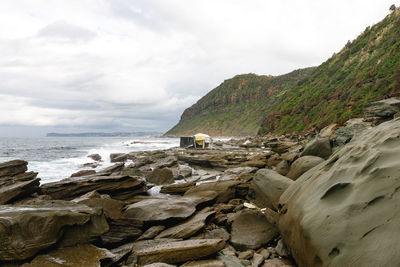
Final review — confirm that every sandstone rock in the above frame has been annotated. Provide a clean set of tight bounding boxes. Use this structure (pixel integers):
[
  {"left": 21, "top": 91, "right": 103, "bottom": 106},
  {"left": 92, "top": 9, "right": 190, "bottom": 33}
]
[
  {"left": 278, "top": 118, "right": 400, "bottom": 267},
  {"left": 230, "top": 209, "right": 277, "bottom": 251},
  {"left": 238, "top": 250, "right": 254, "bottom": 259},
  {"left": 40, "top": 175, "right": 146, "bottom": 201},
  {"left": 275, "top": 160, "right": 290, "bottom": 176},
  {"left": 160, "top": 182, "right": 195, "bottom": 195},
  {"left": 195, "top": 227, "right": 230, "bottom": 242},
  {"left": 280, "top": 152, "right": 299, "bottom": 164},
  {"left": 266, "top": 154, "right": 281, "bottom": 168},
  {"left": 132, "top": 239, "right": 225, "bottom": 265},
  {"left": 97, "top": 162, "right": 125, "bottom": 175},
  {"left": 242, "top": 160, "right": 266, "bottom": 168},
  {"left": 0, "top": 160, "right": 27, "bottom": 177},
  {"left": 70, "top": 169, "right": 96, "bottom": 177},
  {"left": 135, "top": 157, "right": 155, "bottom": 167},
  {"left": 225, "top": 166, "right": 257, "bottom": 175},
  {"left": 217, "top": 254, "right": 245, "bottom": 267},
  {"left": 181, "top": 259, "right": 225, "bottom": 266},
  {"left": 252, "top": 253, "right": 265, "bottom": 267},
  {"left": 124, "top": 197, "right": 196, "bottom": 223},
  {"left": 261, "top": 258, "right": 293, "bottom": 267},
  {"left": 156, "top": 211, "right": 215, "bottom": 239},
  {"left": 143, "top": 263, "right": 176, "bottom": 267},
  {"left": 25, "top": 244, "right": 114, "bottom": 266},
  {"left": 146, "top": 168, "right": 175, "bottom": 185},
  {"left": 0, "top": 178, "right": 40, "bottom": 205},
  {"left": 0, "top": 200, "right": 108, "bottom": 261},
  {"left": 88, "top": 153, "right": 102, "bottom": 161},
  {"left": 138, "top": 225, "right": 166, "bottom": 240},
  {"left": 184, "top": 180, "right": 241, "bottom": 203},
  {"left": 100, "top": 218, "right": 143, "bottom": 248},
  {"left": 252, "top": 169, "right": 293, "bottom": 210},
  {"left": 364, "top": 97, "right": 400, "bottom": 119},
  {"left": 319, "top": 124, "right": 338, "bottom": 139},
  {"left": 178, "top": 165, "right": 193, "bottom": 178},
  {"left": 301, "top": 137, "right": 332, "bottom": 159},
  {"left": 266, "top": 140, "right": 298, "bottom": 154},
  {"left": 82, "top": 162, "right": 100, "bottom": 168},
  {"left": 275, "top": 239, "right": 289, "bottom": 258},
  {"left": 110, "top": 153, "right": 128, "bottom": 163},
  {"left": 286, "top": 156, "right": 324, "bottom": 180}
]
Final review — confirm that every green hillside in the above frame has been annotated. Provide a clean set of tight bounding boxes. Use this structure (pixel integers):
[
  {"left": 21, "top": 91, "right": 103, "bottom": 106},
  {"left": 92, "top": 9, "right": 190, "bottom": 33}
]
[
  {"left": 165, "top": 69, "right": 315, "bottom": 136},
  {"left": 167, "top": 8, "right": 400, "bottom": 137}
]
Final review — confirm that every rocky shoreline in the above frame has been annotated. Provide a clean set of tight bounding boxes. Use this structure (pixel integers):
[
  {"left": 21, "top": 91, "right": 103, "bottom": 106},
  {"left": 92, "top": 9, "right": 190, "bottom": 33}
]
[{"left": 1, "top": 98, "right": 400, "bottom": 266}]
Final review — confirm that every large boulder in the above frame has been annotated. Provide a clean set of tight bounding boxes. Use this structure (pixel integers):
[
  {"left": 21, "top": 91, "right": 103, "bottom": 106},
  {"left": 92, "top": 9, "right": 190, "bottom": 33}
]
[
  {"left": 132, "top": 239, "right": 225, "bottom": 265},
  {"left": 301, "top": 137, "right": 332, "bottom": 159},
  {"left": 286, "top": 156, "right": 324, "bottom": 180},
  {"left": 0, "top": 200, "right": 108, "bottom": 261},
  {"left": 124, "top": 197, "right": 197, "bottom": 223},
  {"left": 278, "top": 118, "right": 400, "bottom": 267},
  {"left": 230, "top": 209, "right": 277, "bottom": 251},
  {"left": 40, "top": 175, "right": 146, "bottom": 201},
  {"left": 252, "top": 169, "right": 293, "bottom": 209}
]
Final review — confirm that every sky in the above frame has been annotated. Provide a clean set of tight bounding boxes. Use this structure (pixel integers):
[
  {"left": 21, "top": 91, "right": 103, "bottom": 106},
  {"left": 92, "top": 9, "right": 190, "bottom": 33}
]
[{"left": 0, "top": 0, "right": 399, "bottom": 137}]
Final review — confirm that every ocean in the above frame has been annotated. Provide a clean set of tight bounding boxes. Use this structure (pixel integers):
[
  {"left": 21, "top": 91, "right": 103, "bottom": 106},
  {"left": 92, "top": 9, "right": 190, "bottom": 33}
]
[{"left": 0, "top": 136, "right": 179, "bottom": 184}]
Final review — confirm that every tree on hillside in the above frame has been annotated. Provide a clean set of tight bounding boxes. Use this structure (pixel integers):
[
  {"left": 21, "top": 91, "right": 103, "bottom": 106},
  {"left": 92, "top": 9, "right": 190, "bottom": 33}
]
[{"left": 390, "top": 4, "right": 396, "bottom": 11}]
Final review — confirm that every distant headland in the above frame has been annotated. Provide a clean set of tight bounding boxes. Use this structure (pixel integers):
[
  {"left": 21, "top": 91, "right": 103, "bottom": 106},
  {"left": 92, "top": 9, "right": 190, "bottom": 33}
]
[{"left": 46, "top": 132, "right": 162, "bottom": 137}]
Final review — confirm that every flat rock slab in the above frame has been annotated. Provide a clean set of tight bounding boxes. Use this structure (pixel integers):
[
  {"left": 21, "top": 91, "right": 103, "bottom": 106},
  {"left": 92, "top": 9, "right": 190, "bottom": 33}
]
[
  {"left": 40, "top": 175, "right": 146, "bottom": 200},
  {"left": 0, "top": 200, "right": 108, "bottom": 261},
  {"left": 184, "top": 180, "right": 241, "bottom": 203},
  {"left": 160, "top": 182, "right": 195, "bottom": 195},
  {"left": 230, "top": 209, "right": 277, "bottom": 251},
  {"left": 124, "top": 197, "right": 196, "bottom": 223},
  {"left": 156, "top": 211, "right": 215, "bottom": 239},
  {"left": 0, "top": 160, "right": 27, "bottom": 178},
  {"left": 0, "top": 178, "right": 40, "bottom": 205},
  {"left": 133, "top": 239, "right": 225, "bottom": 265},
  {"left": 24, "top": 244, "right": 114, "bottom": 267}
]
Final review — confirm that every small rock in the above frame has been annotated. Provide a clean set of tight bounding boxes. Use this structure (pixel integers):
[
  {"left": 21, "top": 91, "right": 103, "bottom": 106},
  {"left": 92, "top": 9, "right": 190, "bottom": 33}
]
[
  {"left": 88, "top": 153, "right": 102, "bottom": 161},
  {"left": 275, "top": 239, "right": 289, "bottom": 258},
  {"left": 252, "top": 253, "right": 265, "bottom": 267},
  {"left": 70, "top": 169, "right": 96, "bottom": 177},
  {"left": 138, "top": 225, "right": 166, "bottom": 240},
  {"left": 146, "top": 168, "right": 175, "bottom": 185},
  {"left": 238, "top": 250, "right": 254, "bottom": 260}
]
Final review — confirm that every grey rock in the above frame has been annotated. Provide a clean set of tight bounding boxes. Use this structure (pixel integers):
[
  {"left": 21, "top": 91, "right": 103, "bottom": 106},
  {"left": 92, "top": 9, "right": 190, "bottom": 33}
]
[
  {"left": 301, "top": 136, "right": 332, "bottom": 159},
  {"left": 286, "top": 156, "right": 324, "bottom": 180}
]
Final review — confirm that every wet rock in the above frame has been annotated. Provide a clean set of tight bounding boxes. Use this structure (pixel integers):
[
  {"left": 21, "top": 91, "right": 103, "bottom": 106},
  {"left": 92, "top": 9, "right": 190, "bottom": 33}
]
[
  {"left": 0, "top": 200, "right": 108, "bottom": 261},
  {"left": 41, "top": 175, "right": 146, "bottom": 201},
  {"left": 146, "top": 168, "right": 175, "bottom": 185},
  {"left": 230, "top": 209, "right": 277, "bottom": 251},
  {"left": 70, "top": 169, "right": 96, "bottom": 177},
  {"left": 252, "top": 169, "right": 293, "bottom": 210},
  {"left": 160, "top": 182, "right": 195, "bottom": 195},
  {"left": 110, "top": 153, "right": 128, "bottom": 163},
  {"left": 132, "top": 239, "right": 225, "bottom": 265},
  {"left": 25, "top": 244, "right": 114, "bottom": 267},
  {"left": 124, "top": 197, "right": 196, "bottom": 223},
  {"left": 138, "top": 225, "right": 166, "bottom": 240},
  {"left": 88, "top": 153, "right": 102, "bottom": 161},
  {"left": 278, "top": 118, "right": 400, "bottom": 267},
  {"left": 0, "top": 160, "right": 27, "bottom": 177},
  {"left": 156, "top": 211, "right": 215, "bottom": 239},
  {"left": 301, "top": 136, "right": 332, "bottom": 159},
  {"left": 286, "top": 156, "right": 324, "bottom": 180},
  {"left": 184, "top": 180, "right": 241, "bottom": 203}
]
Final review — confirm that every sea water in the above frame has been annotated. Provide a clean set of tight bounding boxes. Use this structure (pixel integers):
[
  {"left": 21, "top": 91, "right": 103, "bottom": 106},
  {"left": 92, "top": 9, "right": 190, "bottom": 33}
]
[{"left": 0, "top": 136, "right": 179, "bottom": 184}]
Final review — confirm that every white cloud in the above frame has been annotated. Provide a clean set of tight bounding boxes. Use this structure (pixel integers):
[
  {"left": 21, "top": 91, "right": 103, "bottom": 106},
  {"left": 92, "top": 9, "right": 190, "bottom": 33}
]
[{"left": 0, "top": 0, "right": 399, "bottom": 136}]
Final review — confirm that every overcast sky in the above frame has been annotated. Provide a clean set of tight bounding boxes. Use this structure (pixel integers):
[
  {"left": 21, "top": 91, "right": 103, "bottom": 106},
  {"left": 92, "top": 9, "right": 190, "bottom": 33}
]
[{"left": 0, "top": 0, "right": 398, "bottom": 137}]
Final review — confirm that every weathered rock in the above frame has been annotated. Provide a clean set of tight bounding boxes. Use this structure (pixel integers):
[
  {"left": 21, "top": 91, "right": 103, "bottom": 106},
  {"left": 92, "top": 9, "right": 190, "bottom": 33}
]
[
  {"left": 184, "top": 180, "right": 241, "bottom": 203},
  {"left": 88, "top": 153, "right": 102, "bottom": 161},
  {"left": 301, "top": 137, "right": 332, "bottom": 159},
  {"left": 217, "top": 254, "right": 245, "bottom": 267},
  {"left": 138, "top": 225, "right": 166, "bottom": 240},
  {"left": 143, "top": 263, "right": 176, "bottom": 267},
  {"left": 195, "top": 227, "right": 230, "bottom": 242},
  {"left": 238, "top": 250, "right": 254, "bottom": 259},
  {"left": 364, "top": 97, "right": 400, "bottom": 119},
  {"left": 70, "top": 169, "right": 96, "bottom": 177},
  {"left": 97, "top": 162, "right": 125, "bottom": 175},
  {"left": 41, "top": 175, "right": 146, "bottom": 201},
  {"left": 266, "top": 140, "right": 298, "bottom": 154},
  {"left": 181, "top": 259, "right": 225, "bottom": 267},
  {"left": 100, "top": 218, "right": 143, "bottom": 248},
  {"left": 146, "top": 168, "right": 175, "bottom": 185},
  {"left": 319, "top": 124, "right": 338, "bottom": 139},
  {"left": 278, "top": 118, "right": 400, "bottom": 267},
  {"left": 266, "top": 154, "right": 281, "bottom": 168},
  {"left": 225, "top": 166, "right": 257, "bottom": 175},
  {"left": 156, "top": 211, "right": 215, "bottom": 239},
  {"left": 230, "top": 209, "right": 277, "bottom": 251},
  {"left": 261, "top": 258, "right": 293, "bottom": 267},
  {"left": 275, "top": 239, "right": 289, "bottom": 258},
  {"left": 132, "top": 239, "right": 225, "bottom": 265},
  {"left": 275, "top": 160, "right": 290, "bottom": 176},
  {"left": 124, "top": 197, "right": 196, "bottom": 223},
  {"left": 0, "top": 200, "right": 108, "bottom": 261},
  {"left": 135, "top": 157, "right": 155, "bottom": 167},
  {"left": 286, "top": 156, "right": 324, "bottom": 180},
  {"left": 0, "top": 178, "right": 40, "bottom": 205},
  {"left": 25, "top": 245, "right": 114, "bottom": 266},
  {"left": 160, "top": 182, "right": 195, "bottom": 195},
  {"left": 82, "top": 162, "right": 100, "bottom": 168},
  {"left": 0, "top": 160, "right": 27, "bottom": 177},
  {"left": 333, "top": 118, "right": 371, "bottom": 147},
  {"left": 242, "top": 160, "right": 266, "bottom": 168},
  {"left": 252, "top": 253, "right": 265, "bottom": 267},
  {"left": 252, "top": 169, "right": 293, "bottom": 210},
  {"left": 110, "top": 153, "right": 128, "bottom": 163}
]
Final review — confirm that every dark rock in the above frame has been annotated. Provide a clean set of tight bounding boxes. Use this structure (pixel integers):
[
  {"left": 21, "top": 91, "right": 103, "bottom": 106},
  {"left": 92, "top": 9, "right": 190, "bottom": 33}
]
[
  {"left": 110, "top": 153, "right": 128, "bottom": 163},
  {"left": 100, "top": 218, "right": 143, "bottom": 248},
  {"left": 301, "top": 136, "right": 332, "bottom": 159},
  {"left": 40, "top": 175, "right": 146, "bottom": 201},
  {"left": 82, "top": 162, "right": 100, "bottom": 168},
  {"left": 88, "top": 153, "right": 102, "bottom": 161},
  {"left": 0, "top": 200, "right": 108, "bottom": 261},
  {"left": 0, "top": 160, "right": 27, "bottom": 178},
  {"left": 146, "top": 168, "right": 175, "bottom": 185},
  {"left": 160, "top": 182, "right": 195, "bottom": 195},
  {"left": 134, "top": 157, "right": 155, "bottom": 167},
  {"left": 230, "top": 209, "right": 277, "bottom": 251},
  {"left": 98, "top": 163, "right": 125, "bottom": 175},
  {"left": 333, "top": 118, "right": 371, "bottom": 147},
  {"left": 0, "top": 178, "right": 40, "bottom": 205},
  {"left": 286, "top": 156, "right": 324, "bottom": 180},
  {"left": 138, "top": 225, "right": 166, "bottom": 240},
  {"left": 70, "top": 169, "right": 96, "bottom": 177},
  {"left": 184, "top": 180, "right": 241, "bottom": 203},
  {"left": 275, "top": 160, "right": 290, "bottom": 176}
]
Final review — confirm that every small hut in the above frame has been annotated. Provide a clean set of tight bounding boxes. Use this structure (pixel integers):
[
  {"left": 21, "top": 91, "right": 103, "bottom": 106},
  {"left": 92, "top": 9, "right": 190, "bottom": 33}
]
[{"left": 180, "top": 133, "right": 212, "bottom": 149}]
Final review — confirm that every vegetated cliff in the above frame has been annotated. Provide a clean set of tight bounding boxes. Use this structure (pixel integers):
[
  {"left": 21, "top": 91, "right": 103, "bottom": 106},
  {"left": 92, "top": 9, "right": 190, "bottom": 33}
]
[
  {"left": 259, "top": 8, "right": 400, "bottom": 134},
  {"left": 167, "top": 8, "right": 400, "bottom": 137},
  {"left": 165, "top": 69, "right": 315, "bottom": 136}
]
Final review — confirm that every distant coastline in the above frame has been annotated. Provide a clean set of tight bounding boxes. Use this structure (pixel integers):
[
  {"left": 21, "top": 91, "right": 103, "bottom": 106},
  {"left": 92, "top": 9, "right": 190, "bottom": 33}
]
[{"left": 46, "top": 132, "right": 162, "bottom": 137}]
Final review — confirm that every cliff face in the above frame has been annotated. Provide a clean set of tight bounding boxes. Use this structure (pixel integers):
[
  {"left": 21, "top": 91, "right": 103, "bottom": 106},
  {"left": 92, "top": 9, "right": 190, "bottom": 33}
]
[
  {"left": 167, "top": 9, "right": 400, "bottom": 137},
  {"left": 166, "top": 69, "right": 315, "bottom": 136}
]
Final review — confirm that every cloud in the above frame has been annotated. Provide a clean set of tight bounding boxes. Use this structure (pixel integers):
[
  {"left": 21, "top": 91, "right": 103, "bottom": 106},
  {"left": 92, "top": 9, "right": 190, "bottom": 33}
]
[{"left": 0, "top": 0, "right": 399, "bottom": 137}]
